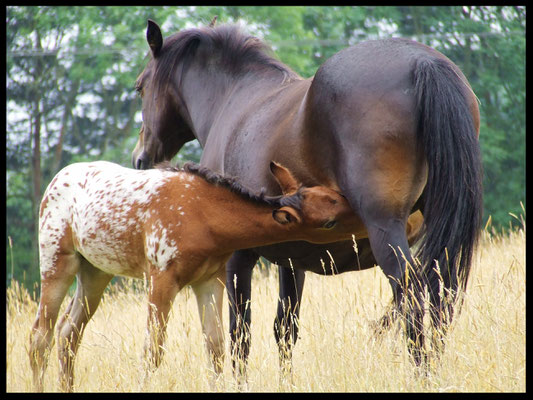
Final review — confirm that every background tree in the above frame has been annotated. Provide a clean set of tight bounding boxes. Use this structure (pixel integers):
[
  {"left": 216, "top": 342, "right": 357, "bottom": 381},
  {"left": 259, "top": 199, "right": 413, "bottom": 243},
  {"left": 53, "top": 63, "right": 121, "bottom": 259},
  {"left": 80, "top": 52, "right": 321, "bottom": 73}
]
[{"left": 6, "top": 6, "right": 525, "bottom": 288}]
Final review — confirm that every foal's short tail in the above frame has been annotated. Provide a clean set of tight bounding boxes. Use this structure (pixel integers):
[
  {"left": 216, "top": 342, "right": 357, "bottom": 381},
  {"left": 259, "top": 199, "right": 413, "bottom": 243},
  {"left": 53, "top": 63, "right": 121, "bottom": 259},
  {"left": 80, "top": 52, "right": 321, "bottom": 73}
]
[{"left": 413, "top": 57, "right": 483, "bottom": 326}]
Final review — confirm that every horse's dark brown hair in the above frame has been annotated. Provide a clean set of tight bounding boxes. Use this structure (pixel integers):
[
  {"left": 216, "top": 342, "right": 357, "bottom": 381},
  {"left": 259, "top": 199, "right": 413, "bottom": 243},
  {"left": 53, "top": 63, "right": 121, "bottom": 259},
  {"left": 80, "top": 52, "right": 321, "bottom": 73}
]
[{"left": 133, "top": 20, "right": 483, "bottom": 370}]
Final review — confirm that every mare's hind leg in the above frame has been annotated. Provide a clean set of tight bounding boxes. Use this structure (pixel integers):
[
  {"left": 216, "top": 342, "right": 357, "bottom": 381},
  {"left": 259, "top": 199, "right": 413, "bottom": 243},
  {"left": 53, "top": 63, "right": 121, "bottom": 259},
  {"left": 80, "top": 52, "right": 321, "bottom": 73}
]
[
  {"left": 192, "top": 267, "right": 226, "bottom": 377},
  {"left": 373, "top": 210, "right": 425, "bottom": 336},
  {"left": 364, "top": 215, "right": 425, "bottom": 365},
  {"left": 29, "top": 253, "right": 79, "bottom": 392},
  {"left": 56, "top": 257, "right": 112, "bottom": 391}
]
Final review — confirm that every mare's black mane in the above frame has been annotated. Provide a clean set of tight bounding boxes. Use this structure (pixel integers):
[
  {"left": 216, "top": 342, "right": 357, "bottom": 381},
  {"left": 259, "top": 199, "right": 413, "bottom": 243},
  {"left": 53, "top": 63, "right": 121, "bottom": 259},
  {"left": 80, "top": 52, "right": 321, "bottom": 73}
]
[{"left": 136, "top": 23, "right": 300, "bottom": 93}]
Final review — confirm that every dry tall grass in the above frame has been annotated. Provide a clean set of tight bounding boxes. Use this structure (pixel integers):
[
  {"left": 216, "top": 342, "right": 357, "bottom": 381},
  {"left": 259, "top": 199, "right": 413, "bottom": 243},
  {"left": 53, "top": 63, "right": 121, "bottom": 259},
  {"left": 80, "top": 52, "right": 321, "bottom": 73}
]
[{"left": 7, "top": 221, "right": 525, "bottom": 392}]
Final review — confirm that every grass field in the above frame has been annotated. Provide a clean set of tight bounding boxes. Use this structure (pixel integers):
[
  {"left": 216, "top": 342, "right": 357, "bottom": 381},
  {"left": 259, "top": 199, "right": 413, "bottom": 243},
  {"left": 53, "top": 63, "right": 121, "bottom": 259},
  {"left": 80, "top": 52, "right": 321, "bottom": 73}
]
[{"left": 6, "top": 221, "right": 525, "bottom": 392}]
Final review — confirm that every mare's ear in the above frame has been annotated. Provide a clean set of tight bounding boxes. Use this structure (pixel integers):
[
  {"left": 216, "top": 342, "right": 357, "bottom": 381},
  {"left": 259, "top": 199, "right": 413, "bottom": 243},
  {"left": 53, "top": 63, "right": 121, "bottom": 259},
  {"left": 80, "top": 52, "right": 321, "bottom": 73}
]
[
  {"left": 272, "top": 207, "right": 302, "bottom": 225},
  {"left": 147, "top": 19, "right": 163, "bottom": 58},
  {"left": 270, "top": 161, "right": 299, "bottom": 195},
  {"left": 209, "top": 16, "right": 218, "bottom": 27}
]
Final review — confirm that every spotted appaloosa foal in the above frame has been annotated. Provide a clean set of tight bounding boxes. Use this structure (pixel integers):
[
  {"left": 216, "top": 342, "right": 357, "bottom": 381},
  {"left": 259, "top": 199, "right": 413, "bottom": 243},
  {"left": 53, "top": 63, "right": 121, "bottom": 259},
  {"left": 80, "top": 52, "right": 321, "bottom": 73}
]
[{"left": 29, "top": 160, "right": 356, "bottom": 391}]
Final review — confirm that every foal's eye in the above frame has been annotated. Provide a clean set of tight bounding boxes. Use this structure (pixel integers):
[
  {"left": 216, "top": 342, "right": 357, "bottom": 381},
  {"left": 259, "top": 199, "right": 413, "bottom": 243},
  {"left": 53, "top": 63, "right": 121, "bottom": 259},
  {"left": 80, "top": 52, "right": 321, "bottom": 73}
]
[{"left": 323, "top": 220, "right": 337, "bottom": 229}]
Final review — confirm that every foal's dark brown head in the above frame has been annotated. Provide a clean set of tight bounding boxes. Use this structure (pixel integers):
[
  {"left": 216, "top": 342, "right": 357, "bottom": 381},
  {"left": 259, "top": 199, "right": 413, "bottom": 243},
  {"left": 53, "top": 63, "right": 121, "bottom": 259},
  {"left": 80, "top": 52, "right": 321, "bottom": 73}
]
[{"left": 132, "top": 19, "right": 298, "bottom": 170}]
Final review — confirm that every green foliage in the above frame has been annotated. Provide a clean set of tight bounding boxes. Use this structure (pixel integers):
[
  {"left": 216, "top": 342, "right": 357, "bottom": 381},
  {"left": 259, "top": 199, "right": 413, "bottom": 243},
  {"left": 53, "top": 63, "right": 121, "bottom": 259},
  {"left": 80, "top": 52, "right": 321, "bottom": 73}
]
[
  {"left": 6, "top": 171, "right": 37, "bottom": 287},
  {"left": 6, "top": 6, "right": 525, "bottom": 288}
]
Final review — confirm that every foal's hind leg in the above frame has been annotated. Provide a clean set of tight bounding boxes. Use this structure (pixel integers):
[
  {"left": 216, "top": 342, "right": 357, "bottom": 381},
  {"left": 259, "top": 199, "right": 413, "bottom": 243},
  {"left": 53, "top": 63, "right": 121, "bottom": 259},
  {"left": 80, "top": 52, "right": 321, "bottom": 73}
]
[
  {"left": 56, "top": 257, "right": 112, "bottom": 391},
  {"left": 29, "top": 253, "right": 79, "bottom": 392}
]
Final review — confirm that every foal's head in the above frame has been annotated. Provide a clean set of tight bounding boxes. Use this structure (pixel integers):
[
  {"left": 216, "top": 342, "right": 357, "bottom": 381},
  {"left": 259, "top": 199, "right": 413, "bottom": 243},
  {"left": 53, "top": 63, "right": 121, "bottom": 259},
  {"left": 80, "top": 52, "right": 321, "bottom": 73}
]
[{"left": 269, "top": 162, "right": 357, "bottom": 243}]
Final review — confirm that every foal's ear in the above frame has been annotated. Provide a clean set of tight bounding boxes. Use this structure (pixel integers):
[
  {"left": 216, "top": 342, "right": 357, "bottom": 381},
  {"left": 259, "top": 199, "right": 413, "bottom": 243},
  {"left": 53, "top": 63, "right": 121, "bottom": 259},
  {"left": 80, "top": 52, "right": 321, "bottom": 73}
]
[
  {"left": 270, "top": 161, "right": 299, "bottom": 195},
  {"left": 147, "top": 19, "right": 163, "bottom": 58},
  {"left": 272, "top": 207, "right": 302, "bottom": 225},
  {"left": 209, "top": 16, "right": 218, "bottom": 28}
]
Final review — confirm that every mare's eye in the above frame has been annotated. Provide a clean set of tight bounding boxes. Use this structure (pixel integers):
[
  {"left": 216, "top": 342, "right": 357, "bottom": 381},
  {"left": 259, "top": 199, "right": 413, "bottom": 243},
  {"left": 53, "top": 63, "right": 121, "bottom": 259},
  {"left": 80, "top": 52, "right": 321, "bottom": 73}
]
[{"left": 323, "top": 220, "right": 337, "bottom": 229}]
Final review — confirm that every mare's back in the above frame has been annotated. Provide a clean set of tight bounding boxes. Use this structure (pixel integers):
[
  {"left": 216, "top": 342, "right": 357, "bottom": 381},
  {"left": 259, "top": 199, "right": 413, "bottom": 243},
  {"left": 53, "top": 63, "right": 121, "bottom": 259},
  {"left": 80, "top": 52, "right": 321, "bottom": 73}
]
[{"left": 314, "top": 38, "right": 445, "bottom": 94}]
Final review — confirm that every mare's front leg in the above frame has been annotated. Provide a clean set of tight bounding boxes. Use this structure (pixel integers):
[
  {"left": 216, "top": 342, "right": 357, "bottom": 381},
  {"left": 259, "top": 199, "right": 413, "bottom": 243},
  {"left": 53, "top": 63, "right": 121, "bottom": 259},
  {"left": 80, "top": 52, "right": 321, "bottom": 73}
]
[
  {"left": 226, "top": 249, "right": 258, "bottom": 378},
  {"left": 274, "top": 264, "right": 305, "bottom": 373},
  {"left": 192, "top": 267, "right": 226, "bottom": 377},
  {"left": 145, "top": 267, "right": 180, "bottom": 370}
]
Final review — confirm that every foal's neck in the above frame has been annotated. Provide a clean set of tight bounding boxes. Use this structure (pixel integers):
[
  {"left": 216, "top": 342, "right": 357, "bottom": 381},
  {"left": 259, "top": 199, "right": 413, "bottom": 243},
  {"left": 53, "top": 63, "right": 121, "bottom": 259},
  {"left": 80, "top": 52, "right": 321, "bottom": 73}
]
[{"left": 190, "top": 177, "right": 297, "bottom": 252}]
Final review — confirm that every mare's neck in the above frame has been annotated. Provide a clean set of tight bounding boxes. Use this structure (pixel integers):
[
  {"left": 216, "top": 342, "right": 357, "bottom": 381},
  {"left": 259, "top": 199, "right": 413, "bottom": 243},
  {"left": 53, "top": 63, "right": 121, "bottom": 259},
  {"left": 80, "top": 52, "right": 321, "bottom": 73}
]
[{"left": 179, "top": 63, "right": 295, "bottom": 147}]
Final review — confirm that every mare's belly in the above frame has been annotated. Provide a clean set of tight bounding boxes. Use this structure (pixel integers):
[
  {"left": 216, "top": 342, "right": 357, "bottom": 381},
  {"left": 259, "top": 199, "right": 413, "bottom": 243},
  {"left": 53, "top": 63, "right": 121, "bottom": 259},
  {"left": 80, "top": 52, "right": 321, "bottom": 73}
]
[{"left": 253, "top": 239, "right": 376, "bottom": 275}]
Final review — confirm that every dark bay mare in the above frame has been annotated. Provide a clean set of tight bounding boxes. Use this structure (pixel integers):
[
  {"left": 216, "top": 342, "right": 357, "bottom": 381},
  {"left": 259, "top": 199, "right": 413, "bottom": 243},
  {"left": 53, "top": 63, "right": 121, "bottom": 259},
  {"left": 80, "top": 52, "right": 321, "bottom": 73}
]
[{"left": 132, "top": 19, "right": 483, "bottom": 373}]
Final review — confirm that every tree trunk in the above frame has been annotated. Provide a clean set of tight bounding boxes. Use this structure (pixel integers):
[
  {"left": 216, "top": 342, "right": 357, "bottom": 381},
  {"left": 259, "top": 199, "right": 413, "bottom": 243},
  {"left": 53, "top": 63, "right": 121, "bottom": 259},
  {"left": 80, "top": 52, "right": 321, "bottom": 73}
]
[
  {"left": 31, "top": 98, "right": 42, "bottom": 272},
  {"left": 30, "top": 29, "right": 43, "bottom": 273},
  {"left": 51, "top": 79, "right": 80, "bottom": 174}
]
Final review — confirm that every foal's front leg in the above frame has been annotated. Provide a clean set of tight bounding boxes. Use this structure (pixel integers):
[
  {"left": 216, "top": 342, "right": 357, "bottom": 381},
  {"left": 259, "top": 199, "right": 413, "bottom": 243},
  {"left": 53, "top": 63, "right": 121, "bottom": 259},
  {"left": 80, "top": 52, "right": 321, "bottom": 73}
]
[
  {"left": 145, "top": 268, "right": 179, "bottom": 370},
  {"left": 191, "top": 267, "right": 226, "bottom": 376}
]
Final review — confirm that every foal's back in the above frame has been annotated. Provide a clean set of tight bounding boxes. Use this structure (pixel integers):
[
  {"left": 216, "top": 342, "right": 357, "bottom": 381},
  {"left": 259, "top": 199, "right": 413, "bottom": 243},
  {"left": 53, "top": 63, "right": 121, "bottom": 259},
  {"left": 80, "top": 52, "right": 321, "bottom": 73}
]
[{"left": 39, "top": 161, "right": 192, "bottom": 278}]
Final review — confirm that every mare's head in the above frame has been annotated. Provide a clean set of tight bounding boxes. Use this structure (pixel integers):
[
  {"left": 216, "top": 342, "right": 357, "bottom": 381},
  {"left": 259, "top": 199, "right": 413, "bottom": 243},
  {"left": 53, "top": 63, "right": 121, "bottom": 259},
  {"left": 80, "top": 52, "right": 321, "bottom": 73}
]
[
  {"left": 132, "top": 19, "right": 200, "bottom": 169},
  {"left": 132, "top": 18, "right": 298, "bottom": 170},
  {"left": 269, "top": 162, "right": 356, "bottom": 243}
]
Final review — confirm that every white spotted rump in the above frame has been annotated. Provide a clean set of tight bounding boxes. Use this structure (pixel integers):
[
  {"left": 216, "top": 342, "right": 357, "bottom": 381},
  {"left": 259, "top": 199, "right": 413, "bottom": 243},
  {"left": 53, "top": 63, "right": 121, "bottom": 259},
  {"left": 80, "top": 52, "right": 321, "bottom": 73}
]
[{"left": 38, "top": 161, "right": 189, "bottom": 277}]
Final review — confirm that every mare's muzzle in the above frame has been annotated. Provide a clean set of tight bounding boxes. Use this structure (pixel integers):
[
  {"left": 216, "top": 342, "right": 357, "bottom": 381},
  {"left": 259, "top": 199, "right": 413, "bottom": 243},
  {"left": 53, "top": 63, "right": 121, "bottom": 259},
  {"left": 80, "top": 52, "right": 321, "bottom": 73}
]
[{"left": 133, "top": 151, "right": 152, "bottom": 170}]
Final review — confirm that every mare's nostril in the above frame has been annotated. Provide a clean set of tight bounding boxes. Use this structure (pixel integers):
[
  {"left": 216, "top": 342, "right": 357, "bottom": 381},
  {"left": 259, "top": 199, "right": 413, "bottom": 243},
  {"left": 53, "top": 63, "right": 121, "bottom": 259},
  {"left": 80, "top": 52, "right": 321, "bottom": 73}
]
[{"left": 135, "top": 152, "right": 151, "bottom": 170}]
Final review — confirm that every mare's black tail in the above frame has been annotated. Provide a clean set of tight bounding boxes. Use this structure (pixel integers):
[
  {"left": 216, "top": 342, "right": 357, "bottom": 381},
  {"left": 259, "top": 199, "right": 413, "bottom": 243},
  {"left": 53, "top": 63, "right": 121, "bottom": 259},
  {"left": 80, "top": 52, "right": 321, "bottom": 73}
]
[{"left": 413, "top": 57, "right": 483, "bottom": 328}]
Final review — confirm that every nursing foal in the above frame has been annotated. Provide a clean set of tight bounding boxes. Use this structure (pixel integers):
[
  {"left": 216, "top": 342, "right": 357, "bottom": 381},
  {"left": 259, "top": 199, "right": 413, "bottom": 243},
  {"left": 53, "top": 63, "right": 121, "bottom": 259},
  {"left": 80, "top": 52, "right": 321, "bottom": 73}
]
[{"left": 30, "top": 160, "right": 355, "bottom": 391}]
